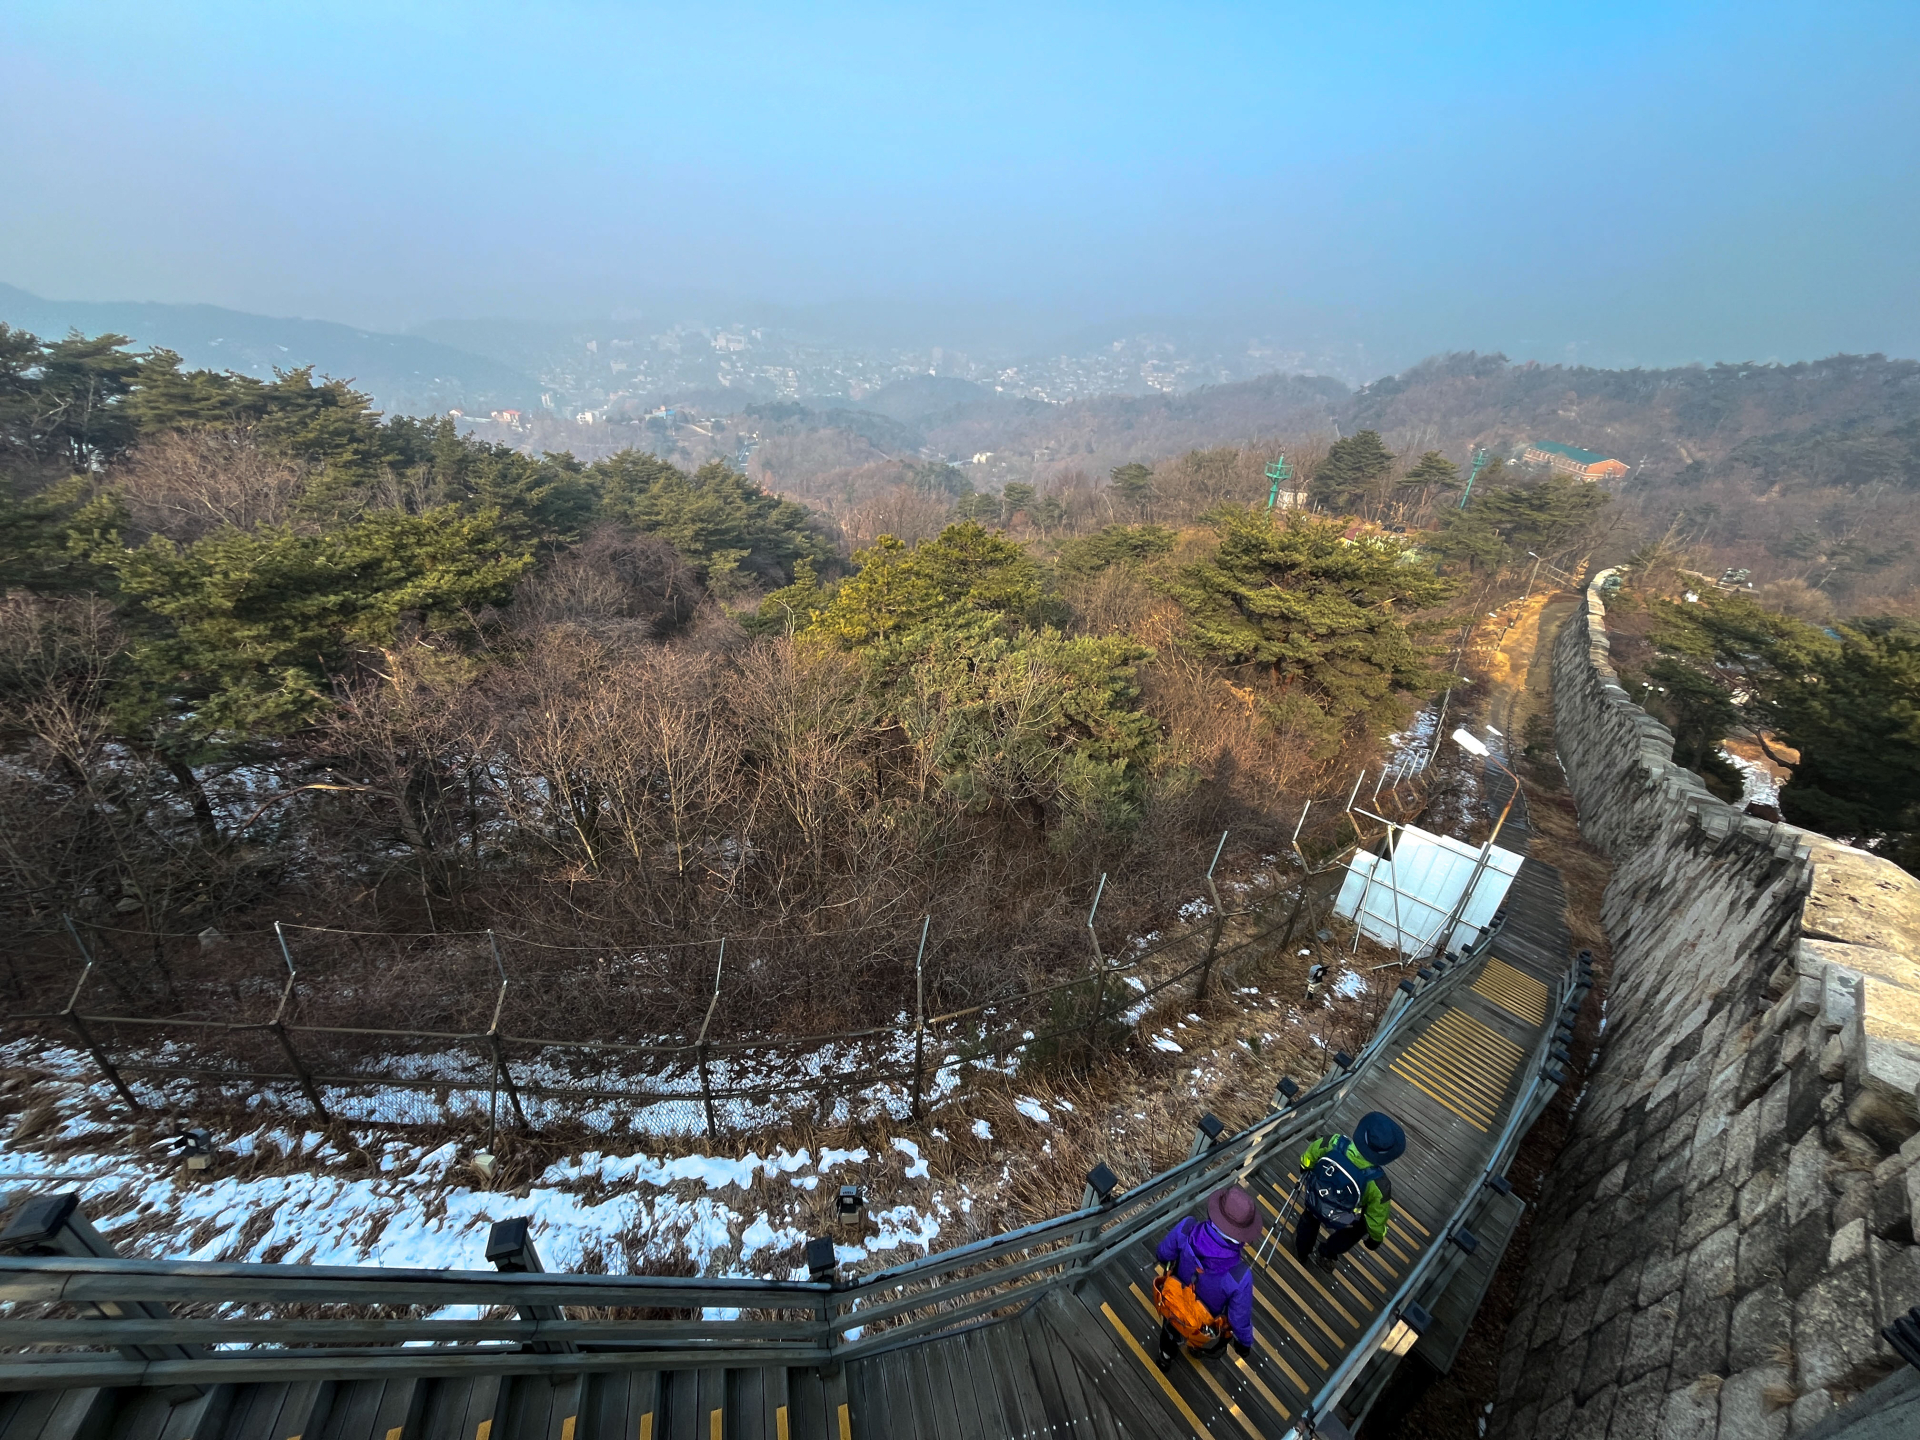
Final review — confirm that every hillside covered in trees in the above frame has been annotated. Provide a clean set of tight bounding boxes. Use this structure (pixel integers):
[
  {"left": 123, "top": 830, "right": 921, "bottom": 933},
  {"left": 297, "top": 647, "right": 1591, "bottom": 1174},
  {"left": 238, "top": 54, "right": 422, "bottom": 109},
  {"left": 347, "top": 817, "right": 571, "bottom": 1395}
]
[{"left": 6, "top": 327, "right": 1554, "bottom": 1043}]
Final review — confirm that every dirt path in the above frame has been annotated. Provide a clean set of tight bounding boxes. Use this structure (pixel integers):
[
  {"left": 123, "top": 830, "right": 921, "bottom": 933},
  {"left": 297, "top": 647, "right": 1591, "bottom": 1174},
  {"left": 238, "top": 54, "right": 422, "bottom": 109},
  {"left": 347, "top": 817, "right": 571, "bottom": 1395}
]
[{"left": 1472, "top": 588, "right": 1579, "bottom": 753}]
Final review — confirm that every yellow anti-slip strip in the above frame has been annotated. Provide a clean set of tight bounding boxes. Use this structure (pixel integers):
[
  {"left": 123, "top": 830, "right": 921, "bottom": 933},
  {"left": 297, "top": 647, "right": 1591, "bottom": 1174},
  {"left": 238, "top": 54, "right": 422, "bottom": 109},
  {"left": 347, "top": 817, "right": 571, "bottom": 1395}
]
[
  {"left": 1430, "top": 1010, "right": 1524, "bottom": 1061},
  {"left": 1473, "top": 958, "right": 1549, "bottom": 1022},
  {"left": 1100, "top": 1300, "right": 1217, "bottom": 1440},
  {"left": 1393, "top": 1044, "right": 1506, "bottom": 1105},
  {"left": 1390, "top": 1058, "right": 1492, "bottom": 1131}
]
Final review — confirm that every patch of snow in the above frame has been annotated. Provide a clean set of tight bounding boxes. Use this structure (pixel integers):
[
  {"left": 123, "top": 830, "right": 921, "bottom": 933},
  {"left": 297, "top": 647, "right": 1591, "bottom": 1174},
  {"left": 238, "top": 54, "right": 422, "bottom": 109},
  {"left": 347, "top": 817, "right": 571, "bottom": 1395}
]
[
  {"left": 970, "top": 1119, "right": 993, "bottom": 1140},
  {"left": 890, "top": 1138, "right": 929, "bottom": 1180},
  {"left": 1014, "top": 1098, "right": 1052, "bottom": 1124},
  {"left": 1332, "top": 970, "right": 1368, "bottom": 1000},
  {"left": 1152, "top": 1036, "right": 1184, "bottom": 1053}
]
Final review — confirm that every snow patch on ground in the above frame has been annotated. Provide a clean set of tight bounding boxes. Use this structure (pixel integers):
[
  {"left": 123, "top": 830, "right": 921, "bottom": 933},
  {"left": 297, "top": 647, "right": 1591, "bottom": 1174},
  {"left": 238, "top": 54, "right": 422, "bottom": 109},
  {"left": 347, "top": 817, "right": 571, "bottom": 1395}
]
[{"left": 1013, "top": 1098, "right": 1051, "bottom": 1124}]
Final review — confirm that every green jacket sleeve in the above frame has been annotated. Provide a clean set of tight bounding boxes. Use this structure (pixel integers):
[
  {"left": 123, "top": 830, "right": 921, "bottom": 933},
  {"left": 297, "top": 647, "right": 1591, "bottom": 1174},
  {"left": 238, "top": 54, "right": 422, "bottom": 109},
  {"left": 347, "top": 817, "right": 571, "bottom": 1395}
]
[
  {"left": 1300, "top": 1136, "right": 1331, "bottom": 1172},
  {"left": 1362, "top": 1179, "right": 1392, "bottom": 1242}
]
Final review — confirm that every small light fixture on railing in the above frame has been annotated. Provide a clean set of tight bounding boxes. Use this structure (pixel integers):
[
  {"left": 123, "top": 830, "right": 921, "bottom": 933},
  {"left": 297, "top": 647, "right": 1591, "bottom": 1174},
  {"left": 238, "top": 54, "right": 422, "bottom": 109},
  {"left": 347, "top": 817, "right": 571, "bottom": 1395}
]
[
  {"left": 1084, "top": 1162, "right": 1120, "bottom": 1205},
  {"left": 805, "top": 1235, "right": 838, "bottom": 1283},
  {"left": 1333, "top": 1051, "right": 1355, "bottom": 1071},
  {"left": 835, "top": 1185, "right": 866, "bottom": 1229},
  {"left": 1380, "top": 1300, "right": 1432, "bottom": 1357}
]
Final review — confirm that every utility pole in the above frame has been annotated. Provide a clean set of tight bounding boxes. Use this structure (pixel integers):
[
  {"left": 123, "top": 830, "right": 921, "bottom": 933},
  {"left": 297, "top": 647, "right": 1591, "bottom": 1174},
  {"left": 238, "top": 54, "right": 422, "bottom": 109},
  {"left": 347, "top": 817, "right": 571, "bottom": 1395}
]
[
  {"left": 1457, "top": 448, "right": 1490, "bottom": 510},
  {"left": 1265, "top": 454, "right": 1292, "bottom": 511}
]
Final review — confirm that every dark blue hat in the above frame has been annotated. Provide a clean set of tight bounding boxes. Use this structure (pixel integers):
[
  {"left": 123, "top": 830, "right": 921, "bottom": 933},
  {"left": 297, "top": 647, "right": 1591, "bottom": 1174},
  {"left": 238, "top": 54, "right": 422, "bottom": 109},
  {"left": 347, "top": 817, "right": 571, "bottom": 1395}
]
[{"left": 1355, "top": 1111, "right": 1406, "bottom": 1164}]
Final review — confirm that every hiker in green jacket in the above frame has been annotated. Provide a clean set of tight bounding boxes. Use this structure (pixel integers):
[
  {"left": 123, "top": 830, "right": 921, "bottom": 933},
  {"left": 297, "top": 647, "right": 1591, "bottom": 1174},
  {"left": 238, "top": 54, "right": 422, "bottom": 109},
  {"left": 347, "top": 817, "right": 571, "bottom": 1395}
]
[{"left": 1293, "top": 1111, "right": 1405, "bottom": 1272}]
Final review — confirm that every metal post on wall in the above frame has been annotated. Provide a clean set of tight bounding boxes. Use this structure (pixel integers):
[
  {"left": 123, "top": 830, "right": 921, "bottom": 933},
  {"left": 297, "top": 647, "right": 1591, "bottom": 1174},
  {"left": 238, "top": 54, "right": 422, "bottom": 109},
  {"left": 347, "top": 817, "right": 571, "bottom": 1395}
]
[
  {"left": 269, "top": 923, "right": 330, "bottom": 1123},
  {"left": 909, "top": 916, "right": 931, "bottom": 1121},
  {"left": 58, "top": 915, "right": 140, "bottom": 1112},
  {"left": 695, "top": 939, "right": 726, "bottom": 1142}
]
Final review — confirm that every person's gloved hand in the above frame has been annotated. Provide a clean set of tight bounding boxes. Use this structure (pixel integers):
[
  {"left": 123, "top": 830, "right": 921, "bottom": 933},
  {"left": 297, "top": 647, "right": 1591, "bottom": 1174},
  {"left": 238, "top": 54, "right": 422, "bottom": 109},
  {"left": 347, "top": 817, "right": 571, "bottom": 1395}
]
[
  {"left": 1232, "top": 1338, "right": 1253, "bottom": 1360},
  {"left": 1364, "top": 1236, "right": 1383, "bottom": 1251}
]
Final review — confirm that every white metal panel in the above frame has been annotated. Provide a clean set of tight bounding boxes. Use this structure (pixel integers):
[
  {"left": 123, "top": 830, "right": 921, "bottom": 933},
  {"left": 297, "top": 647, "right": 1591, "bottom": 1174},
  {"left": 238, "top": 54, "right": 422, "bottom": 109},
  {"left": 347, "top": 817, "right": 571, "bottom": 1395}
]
[{"left": 1334, "top": 824, "right": 1524, "bottom": 957}]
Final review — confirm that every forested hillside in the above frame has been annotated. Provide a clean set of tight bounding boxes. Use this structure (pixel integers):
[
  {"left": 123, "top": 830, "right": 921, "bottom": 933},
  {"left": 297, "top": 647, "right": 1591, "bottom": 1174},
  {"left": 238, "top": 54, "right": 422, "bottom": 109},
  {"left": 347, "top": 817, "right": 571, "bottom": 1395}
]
[{"left": 6, "top": 327, "right": 1554, "bottom": 1047}]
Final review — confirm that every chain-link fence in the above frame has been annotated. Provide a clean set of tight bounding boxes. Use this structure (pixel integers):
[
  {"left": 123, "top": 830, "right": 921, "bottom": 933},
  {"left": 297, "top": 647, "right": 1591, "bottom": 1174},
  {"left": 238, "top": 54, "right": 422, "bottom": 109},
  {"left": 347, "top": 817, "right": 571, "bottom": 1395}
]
[{"left": 10, "top": 859, "right": 1344, "bottom": 1142}]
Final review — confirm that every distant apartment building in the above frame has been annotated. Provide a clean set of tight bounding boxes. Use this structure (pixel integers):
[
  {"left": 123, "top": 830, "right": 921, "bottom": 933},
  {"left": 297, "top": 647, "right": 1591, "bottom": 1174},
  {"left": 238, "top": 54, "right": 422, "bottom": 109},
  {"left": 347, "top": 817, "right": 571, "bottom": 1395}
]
[{"left": 1518, "top": 440, "right": 1630, "bottom": 482}]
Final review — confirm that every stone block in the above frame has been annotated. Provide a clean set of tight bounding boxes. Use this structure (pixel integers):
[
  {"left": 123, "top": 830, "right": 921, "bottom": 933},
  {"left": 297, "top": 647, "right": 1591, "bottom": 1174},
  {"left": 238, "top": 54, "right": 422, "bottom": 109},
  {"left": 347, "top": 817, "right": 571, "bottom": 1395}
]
[
  {"left": 1715, "top": 1365, "right": 1792, "bottom": 1440},
  {"left": 1560, "top": 1285, "right": 1602, "bottom": 1348},
  {"left": 1672, "top": 1295, "right": 1731, "bottom": 1379},
  {"left": 1687, "top": 1122, "right": 1731, "bottom": 1195},
  {"left": 1757, "top": 1075, "right": 1794, "bottom": 1169},
  {"left": 1724, "top": 1101, "right": 1762, "bottom": 1188},
  {"left": 1871, "top": 1235, "right": 1920, "bottom": 1331},
  {"left": 1651, "top": 1149, "right": 1691, "bottom": 1203},
  {"left": 1738, "top": 1207, "right": 1787, "bottom": 1293},
  {"left": 1869, "top": 1174, "right": 1915, "bottom": 1246},
  {"left": 1610, "top": 1366, "right": 1669, "bottom": 1440},
  {"left": 1664, "top": 1105, "right": 1706, "bottom": 1160},
  {"left": 1792, "top": 972, "right": 1823, "bottom": 1017},
  {"left": 1818, "top": 1033, "right": 1846, "bottom": 1082},
  {"left": 1781, "top": 1022, "right": 1810, "bottom": 1073},
  {"left": 1641, "top": 1251, "right": 1688, "bottom": 1310},
  {"left": 1538, "top": 1396, "right": 1576, "bottom": 1440},
  {"left": 1832, "top": 1172, "right": 1875, "bottom": 1232},
  {"left": 1829, "top": 1215, "right": 1869, "bottom": 1269},
  {"left": 1626, "top": 1296, "right": 1682, "bottom": 1380},
  {"left": 1546, "top": 1333, "right": 1592, "bottom": 1409},
  {"left": 1686, "top": 1223, "right": 1740, "bottom": 1308},
  {"left": 1792, "top": 1260, "right": 1885, "bottom": 1391},
  {"left": 1599, "top": 1258, "right": 1645, "bottom": 1325},
  {"left": 1730, "top": 1282, "right": 1792, "bottom": 1371},
  {"left": 1681, "top": 1179, "right": 1737, "bottom": 1250},
  {"left": 1658, "top": 1378, "right": 1720, "bottom": 1440},
  {"left": 1597, "top": 1159, "right": 1632, "bottom": 1204},
  {"left": 1785, "top": 1211, "right": 1831, "bottom": 1297},
  {"left": 1544, "top": 1242, "right": 1581, "bottom": 1298},
  {"left": 1570, "top": 1389, "right": 1617, "bottom": 1440},
  {"left": 1785, "top": 1130, "right": 1829, "bottom": 1226},
  {"left": 1739, "top": 1169, "right": 1783, "bottom": 1230},
  {"left": 1786, "top": 1389, "right": 1833, "bottom": 1437},
  {"left": 1580, "top": 1311, "right": 1633, "bottom": 1402},
  {"left": 1820, "top": 967, "right": 1860, "bottom": 1035}
]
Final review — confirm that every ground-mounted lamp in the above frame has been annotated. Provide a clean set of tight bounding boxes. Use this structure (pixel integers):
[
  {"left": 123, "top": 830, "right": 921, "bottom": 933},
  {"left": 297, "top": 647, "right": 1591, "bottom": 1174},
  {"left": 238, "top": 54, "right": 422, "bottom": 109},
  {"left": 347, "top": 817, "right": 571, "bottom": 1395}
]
[
  {"left": 805, "top": 1235, "right": 838, "bottom": 1283},
  {"left": 835, "top": 1185, "right": 865, "bottom": 1229},
  {"left": 1380, "top": 1300, "right": 1433, "bottom": 1358},
  {"left": 172, "top": 1129, "right": 213, "bottom": 1172}
]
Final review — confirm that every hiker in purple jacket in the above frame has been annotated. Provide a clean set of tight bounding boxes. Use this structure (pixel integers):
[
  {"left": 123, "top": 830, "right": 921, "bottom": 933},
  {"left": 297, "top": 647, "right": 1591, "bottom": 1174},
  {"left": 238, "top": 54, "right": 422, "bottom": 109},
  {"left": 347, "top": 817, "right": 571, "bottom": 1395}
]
[{"left": 1153, "top": 1184, "right": 1263, "bottom": 1366}]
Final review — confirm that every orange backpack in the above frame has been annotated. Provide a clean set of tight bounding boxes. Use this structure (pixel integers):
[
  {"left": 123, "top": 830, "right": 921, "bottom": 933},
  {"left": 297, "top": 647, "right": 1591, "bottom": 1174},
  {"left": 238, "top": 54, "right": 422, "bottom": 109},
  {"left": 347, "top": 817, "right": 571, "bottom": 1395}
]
[{"left": 1152, "top": 1269, "right": 1224, "bottom": 1347}]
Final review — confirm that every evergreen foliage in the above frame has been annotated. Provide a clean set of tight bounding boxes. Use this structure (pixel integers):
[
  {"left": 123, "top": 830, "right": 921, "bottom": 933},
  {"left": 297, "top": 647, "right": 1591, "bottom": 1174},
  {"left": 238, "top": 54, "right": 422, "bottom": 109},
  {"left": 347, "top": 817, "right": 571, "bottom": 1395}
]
[
  {"left": 1161, "top": 510, "right": 1455, "bottom": 754},
  {"left": 1056, "top": 524, "right": 1178, "bottom": 578},
  {"left": 1310, "top": 430, "right": 1396, "bottom": 509}
]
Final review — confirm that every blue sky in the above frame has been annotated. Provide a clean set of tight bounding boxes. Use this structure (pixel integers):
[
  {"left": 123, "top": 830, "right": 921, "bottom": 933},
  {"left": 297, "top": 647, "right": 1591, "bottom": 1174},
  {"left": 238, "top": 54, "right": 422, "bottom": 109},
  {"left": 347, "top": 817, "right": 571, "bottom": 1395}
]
[{"left": 5, "top": 0, "right": 1918, "bottom": 368}]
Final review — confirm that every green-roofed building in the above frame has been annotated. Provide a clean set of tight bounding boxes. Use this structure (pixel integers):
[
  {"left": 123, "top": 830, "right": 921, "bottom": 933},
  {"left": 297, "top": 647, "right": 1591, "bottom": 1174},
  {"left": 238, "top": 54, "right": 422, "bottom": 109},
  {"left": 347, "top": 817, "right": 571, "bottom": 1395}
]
[{"left": 1518, "top": 440, "right": 1630, "bottom": 482}]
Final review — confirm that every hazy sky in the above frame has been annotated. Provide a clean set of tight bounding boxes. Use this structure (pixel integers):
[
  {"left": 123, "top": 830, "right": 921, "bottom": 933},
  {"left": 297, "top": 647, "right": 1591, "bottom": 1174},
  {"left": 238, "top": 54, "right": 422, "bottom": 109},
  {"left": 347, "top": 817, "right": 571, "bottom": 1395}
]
[{"left": 6, "top": 0, "right": 1919, "bottom": 369}]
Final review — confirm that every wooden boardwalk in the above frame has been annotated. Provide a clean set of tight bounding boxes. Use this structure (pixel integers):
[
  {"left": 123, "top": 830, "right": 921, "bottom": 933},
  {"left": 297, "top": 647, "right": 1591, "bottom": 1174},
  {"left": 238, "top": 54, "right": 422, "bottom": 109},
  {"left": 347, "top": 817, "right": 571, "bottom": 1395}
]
[{"left": 2, "top": 807, "right": 1575, "bottom": 1440}]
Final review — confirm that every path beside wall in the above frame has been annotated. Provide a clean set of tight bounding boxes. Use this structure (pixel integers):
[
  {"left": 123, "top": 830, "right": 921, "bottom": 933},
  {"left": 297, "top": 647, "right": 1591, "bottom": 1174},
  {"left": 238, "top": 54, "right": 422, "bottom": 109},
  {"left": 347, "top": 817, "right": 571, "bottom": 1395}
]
[{"left": 1490, "top": 573, "right": 1920, "bottom": 1439}]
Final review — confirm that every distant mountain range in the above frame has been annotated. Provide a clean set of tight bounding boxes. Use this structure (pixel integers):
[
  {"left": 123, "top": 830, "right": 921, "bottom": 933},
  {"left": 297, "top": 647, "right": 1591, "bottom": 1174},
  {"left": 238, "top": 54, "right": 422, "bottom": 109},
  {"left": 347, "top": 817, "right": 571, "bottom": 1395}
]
[{"left": 0, "top": 283, "right": 542, "bottom": 417}]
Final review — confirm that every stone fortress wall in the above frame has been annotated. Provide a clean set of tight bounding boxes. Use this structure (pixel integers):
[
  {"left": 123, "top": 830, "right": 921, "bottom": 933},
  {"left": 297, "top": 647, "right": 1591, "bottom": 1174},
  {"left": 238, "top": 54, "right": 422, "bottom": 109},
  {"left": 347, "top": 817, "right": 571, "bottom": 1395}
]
[{"left": 1489, "top": 572, "right": 1920, "bottom": 1439}]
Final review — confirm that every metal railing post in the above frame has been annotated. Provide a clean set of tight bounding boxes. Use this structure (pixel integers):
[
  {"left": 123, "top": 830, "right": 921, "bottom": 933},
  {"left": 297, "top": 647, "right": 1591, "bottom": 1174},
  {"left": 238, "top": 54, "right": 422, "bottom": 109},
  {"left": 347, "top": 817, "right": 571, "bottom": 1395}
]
[
  {"left": 58, "top": 917, "right": 140, "bottom": 1113},
  {"left": 270, "top": 923, "right": 330, "bottom": 1123},
  {"left": 1195, "top": 831, "right": 1229, "bottom": 1003},
  {"left": 1083, "top": 874, "right": 1109, "bottom": 1058},
  {"left": 910, "top": 916, "right": 931, "bottom": 1120},
  {"left": 695, "top": 939, "right": 726, "bottom": 1142}
]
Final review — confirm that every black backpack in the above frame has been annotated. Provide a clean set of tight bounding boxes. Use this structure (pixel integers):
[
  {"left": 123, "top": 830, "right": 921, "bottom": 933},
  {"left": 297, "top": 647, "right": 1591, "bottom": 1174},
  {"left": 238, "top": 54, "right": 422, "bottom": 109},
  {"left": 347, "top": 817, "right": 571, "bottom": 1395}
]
[{"left": 1308, "top": 1142, "right": 1390, "bottom": 1227}]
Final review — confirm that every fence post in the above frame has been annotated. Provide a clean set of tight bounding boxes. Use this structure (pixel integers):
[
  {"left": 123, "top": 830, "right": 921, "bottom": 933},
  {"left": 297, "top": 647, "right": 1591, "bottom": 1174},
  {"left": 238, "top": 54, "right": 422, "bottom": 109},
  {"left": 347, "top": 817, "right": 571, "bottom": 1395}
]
[
  {"left": 58, "top": 917, "right": 141, "bottom": 1113},
  {"left": 909, "top": 916, "right": 931, "bottom": 1122},
  {"left": 486, "top": 931, "right": 529, "bottom": 1134},
  {"left": 1083, "top": 873, "right": 1109, "bottom": 1059},
  {"left": 270, "top": 923, "right": 330, "bottom": 1123},
  {"left": 695, "top": 939, "right": 726, "bottom": 1143},
  {"left": 1194, "top": 830, "right": 1229, "bottom": 1003}
]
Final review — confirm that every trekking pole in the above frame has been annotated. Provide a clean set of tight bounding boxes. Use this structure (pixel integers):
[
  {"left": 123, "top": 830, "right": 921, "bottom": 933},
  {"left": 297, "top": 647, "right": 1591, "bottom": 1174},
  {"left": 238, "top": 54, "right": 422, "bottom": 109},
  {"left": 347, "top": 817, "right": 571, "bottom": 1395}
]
[{"left": 1254, "top": 1181, "right": 1303, "bottom": 1269}]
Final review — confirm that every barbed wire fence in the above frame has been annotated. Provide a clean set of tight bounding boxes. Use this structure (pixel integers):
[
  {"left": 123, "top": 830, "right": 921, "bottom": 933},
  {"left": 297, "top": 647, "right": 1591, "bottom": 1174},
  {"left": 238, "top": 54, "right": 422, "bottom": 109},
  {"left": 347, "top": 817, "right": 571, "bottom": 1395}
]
[{"left": 6, "top": 777, "right": 1438, "bottom": 1144}]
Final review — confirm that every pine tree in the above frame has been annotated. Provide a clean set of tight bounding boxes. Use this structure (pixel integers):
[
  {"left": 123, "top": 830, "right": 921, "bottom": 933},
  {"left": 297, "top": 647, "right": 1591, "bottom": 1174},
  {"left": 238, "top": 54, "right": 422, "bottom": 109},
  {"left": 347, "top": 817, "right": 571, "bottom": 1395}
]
[{"left": 1311, "top": 430, "right": 1396, "bottom": 510}]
